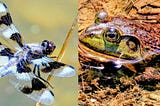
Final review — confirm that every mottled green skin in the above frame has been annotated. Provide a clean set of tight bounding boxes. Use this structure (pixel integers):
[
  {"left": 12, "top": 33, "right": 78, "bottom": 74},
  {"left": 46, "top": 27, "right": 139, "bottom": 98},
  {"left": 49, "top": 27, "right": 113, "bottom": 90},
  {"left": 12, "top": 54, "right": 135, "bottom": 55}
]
[
  {"left": 79, "top": 17, "right": 144, "bottom": 60},
  {"left": 80, "top": 34, "right": 105, "bottom": 51}
]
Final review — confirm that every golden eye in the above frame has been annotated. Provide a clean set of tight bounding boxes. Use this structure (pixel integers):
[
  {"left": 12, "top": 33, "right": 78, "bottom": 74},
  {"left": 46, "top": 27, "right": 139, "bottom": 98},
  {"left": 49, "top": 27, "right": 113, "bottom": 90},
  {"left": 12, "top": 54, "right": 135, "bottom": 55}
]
[{"left": 103, "top": 28, "right": 120, "bottom": 43}]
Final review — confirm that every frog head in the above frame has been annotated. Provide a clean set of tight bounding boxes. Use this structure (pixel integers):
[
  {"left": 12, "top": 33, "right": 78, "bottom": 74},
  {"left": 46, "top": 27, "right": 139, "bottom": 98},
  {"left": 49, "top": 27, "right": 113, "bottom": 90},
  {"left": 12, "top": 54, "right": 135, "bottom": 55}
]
[{"left": 79, "top": 25, "right": 143, "bottom": 62}]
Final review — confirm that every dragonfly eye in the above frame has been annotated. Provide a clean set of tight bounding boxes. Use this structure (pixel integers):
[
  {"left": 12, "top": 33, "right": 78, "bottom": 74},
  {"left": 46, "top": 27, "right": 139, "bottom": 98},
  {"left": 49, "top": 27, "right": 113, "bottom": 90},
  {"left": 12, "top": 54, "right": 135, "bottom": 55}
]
[{"left": 41, "top": 40, "right": 56, "bottom": 55}]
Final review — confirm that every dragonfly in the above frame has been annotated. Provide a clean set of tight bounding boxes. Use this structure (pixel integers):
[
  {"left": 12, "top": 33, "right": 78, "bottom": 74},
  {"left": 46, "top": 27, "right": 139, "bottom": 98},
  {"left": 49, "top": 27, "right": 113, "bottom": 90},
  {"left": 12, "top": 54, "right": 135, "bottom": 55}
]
[{"left": 0, "top": 2, "right": 76, "bottom": 105}]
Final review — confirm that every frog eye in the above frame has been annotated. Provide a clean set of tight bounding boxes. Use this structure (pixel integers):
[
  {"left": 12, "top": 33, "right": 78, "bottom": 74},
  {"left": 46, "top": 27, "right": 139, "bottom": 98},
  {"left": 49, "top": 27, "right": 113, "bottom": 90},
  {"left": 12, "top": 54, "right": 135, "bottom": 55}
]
[
  {"left": 103, "top": 28, "right": 120, "bottom": 43},
  {"left": 126, "top": 36, "right": 140, "bottom": 51}
]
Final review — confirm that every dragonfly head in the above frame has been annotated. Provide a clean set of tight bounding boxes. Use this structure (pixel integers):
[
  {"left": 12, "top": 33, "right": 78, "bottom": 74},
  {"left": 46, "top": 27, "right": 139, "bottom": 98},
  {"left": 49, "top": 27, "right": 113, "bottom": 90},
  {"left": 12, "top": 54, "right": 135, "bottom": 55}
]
[{"left": 41, "top": 40, "right": 56, "bottom": 55}]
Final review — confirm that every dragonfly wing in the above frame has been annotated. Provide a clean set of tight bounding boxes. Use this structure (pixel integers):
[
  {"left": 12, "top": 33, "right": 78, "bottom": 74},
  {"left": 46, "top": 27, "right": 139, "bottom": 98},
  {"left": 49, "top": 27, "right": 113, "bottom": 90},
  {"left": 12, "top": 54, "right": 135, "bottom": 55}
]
[
  {"left": 45, "top": 62, "right": 76, "bottom": 77},
  {"left": 31, "top": 56, "right": 76, "bottom": 77},
  {"left": 0, "top": 42, "right": 14, "bottom": 66},
  {"left": 9, "top": 72, "right": 54, "bottom": 105},
  {"left": 0, "top": 2, "right": 24, "bottom": 50}
]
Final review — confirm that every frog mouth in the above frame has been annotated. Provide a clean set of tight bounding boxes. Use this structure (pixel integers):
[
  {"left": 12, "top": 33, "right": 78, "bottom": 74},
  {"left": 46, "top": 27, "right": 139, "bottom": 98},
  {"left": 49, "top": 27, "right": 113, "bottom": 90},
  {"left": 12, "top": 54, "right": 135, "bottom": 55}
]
[
  {"left": 78, "top": 41, "right": 142, "bottom": 64},
  {"left": 79, "top": 41, "right": 144, "bottom": 73}
]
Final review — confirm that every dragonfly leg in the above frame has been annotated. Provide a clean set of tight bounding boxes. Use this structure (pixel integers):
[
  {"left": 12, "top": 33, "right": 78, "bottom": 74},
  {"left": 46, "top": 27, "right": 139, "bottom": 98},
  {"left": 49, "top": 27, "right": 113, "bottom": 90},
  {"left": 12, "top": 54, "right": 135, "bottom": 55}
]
[{"left": 35, "top": 65, "right": 54, "bottom": 89}]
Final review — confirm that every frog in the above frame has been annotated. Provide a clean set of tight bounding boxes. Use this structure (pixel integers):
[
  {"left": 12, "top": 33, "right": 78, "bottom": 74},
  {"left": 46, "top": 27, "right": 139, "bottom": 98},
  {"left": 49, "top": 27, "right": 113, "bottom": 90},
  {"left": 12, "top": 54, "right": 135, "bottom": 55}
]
[{"left": 79, "top": 11, "right": 160, "bottom": 90}]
